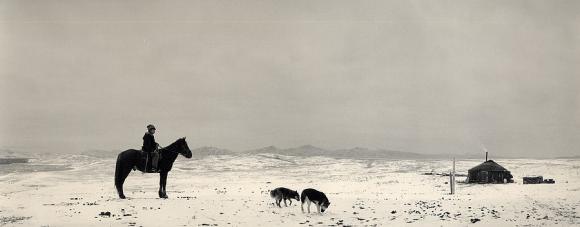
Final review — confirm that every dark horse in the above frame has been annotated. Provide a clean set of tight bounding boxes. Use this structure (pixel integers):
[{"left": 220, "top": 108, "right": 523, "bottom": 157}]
[{"left": 115, "top": 137, "right": 192, "bottom": 199}]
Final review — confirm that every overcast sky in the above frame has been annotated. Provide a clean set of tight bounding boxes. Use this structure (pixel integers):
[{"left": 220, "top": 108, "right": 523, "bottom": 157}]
[{"left": 1, "top": 0, "right": 578, "bottom": 157}]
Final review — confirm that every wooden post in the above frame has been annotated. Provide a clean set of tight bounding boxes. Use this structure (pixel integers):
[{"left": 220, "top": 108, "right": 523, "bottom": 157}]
[
  {"left": 450, "top": 172, "right": 453, "bottom": 194},
  {"left": 450, "top": 157, "right": 456, "bottom": 195}
]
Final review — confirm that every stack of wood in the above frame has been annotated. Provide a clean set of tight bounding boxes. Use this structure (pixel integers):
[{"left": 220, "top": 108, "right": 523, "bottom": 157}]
[{"left": 523, "top": 176, "right": 555, "bottom": 184}]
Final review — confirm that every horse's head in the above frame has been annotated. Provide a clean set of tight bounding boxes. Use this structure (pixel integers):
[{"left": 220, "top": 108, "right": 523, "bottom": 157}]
[{"left": 177, "top": 137, "right": 193, "bottom": 158}]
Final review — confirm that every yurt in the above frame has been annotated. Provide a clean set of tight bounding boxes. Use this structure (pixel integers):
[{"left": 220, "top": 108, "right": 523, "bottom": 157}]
[{"left": 467, "top": 159, "right": 514, "bottom": 183}]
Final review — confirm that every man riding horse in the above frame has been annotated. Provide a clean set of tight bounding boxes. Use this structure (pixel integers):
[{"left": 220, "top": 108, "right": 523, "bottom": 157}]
[
  {"left": 143, "top": 124, "right": 160, "bottom": 172},
  {"left": 115, "top": 125, "right": 193, "bottom": 199}
]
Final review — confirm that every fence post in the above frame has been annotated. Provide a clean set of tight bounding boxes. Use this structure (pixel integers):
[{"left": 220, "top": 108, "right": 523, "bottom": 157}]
[{"left": 450, "top": 157, "right": 456, "bottom": 195}]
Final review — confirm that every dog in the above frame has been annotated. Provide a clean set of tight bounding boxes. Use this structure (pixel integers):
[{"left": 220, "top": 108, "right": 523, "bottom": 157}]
[
  {"left": 270, "top": 187, "right": 300, "bottom": 208},
  {"left": 301, "top": 188, "right": 331, "bottom": 213}
]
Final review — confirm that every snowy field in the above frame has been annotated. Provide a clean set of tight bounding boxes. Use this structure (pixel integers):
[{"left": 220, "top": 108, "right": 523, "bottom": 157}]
[{"left": 1, "top": 154, "right": 579, "bottom": 226}]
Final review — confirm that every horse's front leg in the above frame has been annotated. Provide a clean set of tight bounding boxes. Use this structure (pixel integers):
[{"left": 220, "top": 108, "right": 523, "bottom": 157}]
[{"left": 159, "top": 172, "right": 168, "bottom": 199}]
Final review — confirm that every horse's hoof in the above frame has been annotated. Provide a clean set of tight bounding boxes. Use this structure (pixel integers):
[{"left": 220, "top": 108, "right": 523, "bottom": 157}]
[{"left": 119, "top": 195, "right": 126, "bottom": 199}]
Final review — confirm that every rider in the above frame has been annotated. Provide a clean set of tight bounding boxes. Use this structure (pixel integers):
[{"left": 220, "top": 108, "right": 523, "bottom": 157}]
[{"left": 142, "top": 124, "right": 160, "bottom": 171}]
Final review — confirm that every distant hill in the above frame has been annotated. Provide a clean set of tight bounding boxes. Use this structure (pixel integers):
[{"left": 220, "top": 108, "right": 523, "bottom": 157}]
[
  {"left": 333, "top": 147, "right": 432, "bottom": 159},
  {"left": 0, "top": 148, "right": 20, "bottom": 158},
  {"left": 191, "top": 146, "right": 235, "bottom": 156},
  {"left": 6, "top": 145, "right": 533, "bottom": 160},
  {"left": 554, "top": 155, "right": 580, "bottom": 159},
  {"left": 241, "top": 145, "right": 463, "bottom": 160},
  {"left": 243, "top": 145, "right": 328, "bottom": 157}
]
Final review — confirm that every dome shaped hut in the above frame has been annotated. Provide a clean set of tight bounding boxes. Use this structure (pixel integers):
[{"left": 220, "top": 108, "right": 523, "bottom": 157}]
[{"left": 467, "top": 160, "right": 513, "bottom": 183}]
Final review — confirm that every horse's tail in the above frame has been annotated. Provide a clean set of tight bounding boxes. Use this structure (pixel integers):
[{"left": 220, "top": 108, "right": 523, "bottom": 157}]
[{"left": 114, "top": 152, "right": 123, "bottom": 187}]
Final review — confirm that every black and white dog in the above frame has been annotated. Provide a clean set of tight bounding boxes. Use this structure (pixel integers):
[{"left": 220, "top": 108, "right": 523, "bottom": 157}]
[
  {"left": 270, "top": 187, "right": 300, "bottom": 207},
  {"left": 301, "top": 188, "right": 331, "bottom": 213}
]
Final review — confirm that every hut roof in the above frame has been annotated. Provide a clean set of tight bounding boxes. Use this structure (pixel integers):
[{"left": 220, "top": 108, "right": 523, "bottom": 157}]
[{"left": 468, "top": 160, "right": 509, "bottom": 172}]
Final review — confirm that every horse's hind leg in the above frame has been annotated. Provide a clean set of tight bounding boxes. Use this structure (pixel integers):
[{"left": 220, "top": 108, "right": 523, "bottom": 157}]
[{"left": 115, "top": 167, "right": 131, "bottom": 199}]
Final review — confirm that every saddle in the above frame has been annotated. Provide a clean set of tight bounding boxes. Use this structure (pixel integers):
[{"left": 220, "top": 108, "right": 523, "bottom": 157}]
[{"left": 139, "top": 150, "right": 162, "bottom": 173}]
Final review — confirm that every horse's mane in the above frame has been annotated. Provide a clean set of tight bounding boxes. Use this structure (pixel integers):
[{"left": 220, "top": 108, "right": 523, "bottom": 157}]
[{"left": 161, "top": 138, "right": 185, "bottom": 152}]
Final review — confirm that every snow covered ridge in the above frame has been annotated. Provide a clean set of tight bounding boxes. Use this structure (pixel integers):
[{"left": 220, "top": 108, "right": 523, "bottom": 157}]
[
  {"left": 242, "top": 145, "right": 489, "bottom": 160},
  {"left": 192, "top": 146, "right": 235, "bottom": 156},
  {"left": 5, "top": 146, "right": 578, "bottom": 160}
]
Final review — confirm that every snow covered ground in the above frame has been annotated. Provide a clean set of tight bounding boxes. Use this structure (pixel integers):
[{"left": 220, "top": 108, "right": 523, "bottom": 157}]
[{"left": 1, "top": 154, "right": 579, "bottom": 226}]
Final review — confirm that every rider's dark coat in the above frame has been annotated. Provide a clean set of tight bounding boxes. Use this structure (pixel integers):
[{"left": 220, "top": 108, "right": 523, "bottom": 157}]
[{"left": 142, "top": 132, "right": 158, "bottom": 153}]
